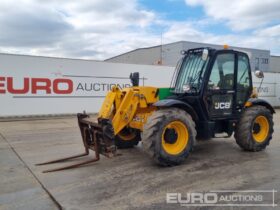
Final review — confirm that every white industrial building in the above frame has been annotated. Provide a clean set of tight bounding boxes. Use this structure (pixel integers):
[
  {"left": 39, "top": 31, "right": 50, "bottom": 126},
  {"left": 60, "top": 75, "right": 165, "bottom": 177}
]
[
  {"left": 106, "top": 41, "right": 279, "bottom": 73},
  {"left": 270, "top": 56, "right": 280, "bottom": 72},
  {"left": 0, "top": 40, "right": 280, "bottom": 118}
]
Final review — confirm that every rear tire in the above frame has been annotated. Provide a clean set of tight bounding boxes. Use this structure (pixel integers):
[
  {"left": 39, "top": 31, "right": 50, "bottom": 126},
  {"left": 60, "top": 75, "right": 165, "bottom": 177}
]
[
  {"left": 234, "top": 105, "right": 274, "bottom": 151},
  {"left": 142, "top": 108, "right": 196, "bottom": 166},
  {"left": 115, "top": 128, "right": 141, "bottom": 149}
]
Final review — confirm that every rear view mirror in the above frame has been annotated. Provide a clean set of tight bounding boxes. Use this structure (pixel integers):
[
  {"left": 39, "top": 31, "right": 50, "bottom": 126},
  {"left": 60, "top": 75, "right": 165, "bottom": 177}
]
[
  {"left": 254, "top": 70, "right": 264, "bottom": 79},
  {"left": 202, "top": 49, "right": 208, "bottom": 61}
]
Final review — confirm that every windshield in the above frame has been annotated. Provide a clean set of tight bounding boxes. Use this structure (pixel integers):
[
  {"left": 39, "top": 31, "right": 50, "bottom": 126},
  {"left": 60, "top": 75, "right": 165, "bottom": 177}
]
[{"left": 173, "top": 50, "right": 209, "bottom": 94}]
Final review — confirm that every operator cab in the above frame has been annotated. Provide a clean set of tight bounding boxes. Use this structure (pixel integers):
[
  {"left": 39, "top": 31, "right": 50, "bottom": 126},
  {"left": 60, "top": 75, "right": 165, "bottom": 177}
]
[{"left": 170, "top": 46, "right": 253, "bottom": 138}]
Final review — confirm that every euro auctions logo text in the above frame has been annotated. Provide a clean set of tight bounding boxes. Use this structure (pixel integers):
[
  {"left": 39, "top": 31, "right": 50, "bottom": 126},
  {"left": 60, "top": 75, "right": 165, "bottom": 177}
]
[
  {"left": 0, "top": 77, "right": 73, "bottom": 94},
  {"left": 0, "top": 76, "right": 132, "bottom": 95},
  {"left": 166, "top": 190, "right": 277, "bottom": 207}
]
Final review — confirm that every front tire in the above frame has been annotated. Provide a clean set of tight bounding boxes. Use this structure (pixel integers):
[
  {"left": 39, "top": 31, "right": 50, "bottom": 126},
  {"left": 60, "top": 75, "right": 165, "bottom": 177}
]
[
  {"left": 234, "top": 105, "right": 274, "bottom": 151},
  {"left": 142, "top": 108, "right": 196, "bottom": 166}
]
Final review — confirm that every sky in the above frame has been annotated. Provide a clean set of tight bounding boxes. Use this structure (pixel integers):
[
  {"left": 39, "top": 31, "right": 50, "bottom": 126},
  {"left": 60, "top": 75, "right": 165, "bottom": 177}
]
[{"left": 0, "top": 0, "right": 279, "bottom": 60}]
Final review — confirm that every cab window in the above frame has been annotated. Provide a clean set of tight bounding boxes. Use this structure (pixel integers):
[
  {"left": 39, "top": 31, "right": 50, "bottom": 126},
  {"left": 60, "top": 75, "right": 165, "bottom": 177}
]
[
  {"left": 208, "top": 53, "right": 235, "bottom": 90},
  {"left": 236, "top": 55, "right": 251, "bottom": 105}
]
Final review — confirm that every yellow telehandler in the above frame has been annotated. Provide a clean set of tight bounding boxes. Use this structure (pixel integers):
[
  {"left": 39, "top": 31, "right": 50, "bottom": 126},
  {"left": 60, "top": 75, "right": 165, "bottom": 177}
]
[{"left": 38, "top": 46, "right": 274, "bottom": 172}]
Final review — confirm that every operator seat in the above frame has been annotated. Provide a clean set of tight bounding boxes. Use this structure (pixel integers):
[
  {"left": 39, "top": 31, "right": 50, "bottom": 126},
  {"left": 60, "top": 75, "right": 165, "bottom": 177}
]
[{"left": 218, "top": 73, "right": 234, "bottom": 89}]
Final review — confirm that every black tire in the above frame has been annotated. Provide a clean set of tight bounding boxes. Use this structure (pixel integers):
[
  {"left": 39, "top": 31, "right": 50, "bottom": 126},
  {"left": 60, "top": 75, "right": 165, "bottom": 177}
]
[
  {"left": 142, "top": 108, "right": 196, "bottom": 166},
  {"left": 115, "top": 128, "right": 141, "bottom": 149},
  {"left": 234, "top": 105, "right": 274, "bottom": 151}
]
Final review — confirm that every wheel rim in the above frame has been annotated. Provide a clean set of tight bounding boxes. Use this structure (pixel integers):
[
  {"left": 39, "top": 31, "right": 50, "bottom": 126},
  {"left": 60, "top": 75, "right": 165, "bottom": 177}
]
[
  {"left": 161, "top": 121, "right": 189, "bottom": 155},
  {"left": 118, "top": 129, "right": 136, "bottom": 141},
  {"left": 252, "top": 115, "right": 269, "bottom": 143}
]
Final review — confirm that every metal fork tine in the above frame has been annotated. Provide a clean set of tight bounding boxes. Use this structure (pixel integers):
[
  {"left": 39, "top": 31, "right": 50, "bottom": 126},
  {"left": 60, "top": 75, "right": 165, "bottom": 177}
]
[
  {"left": 42, "top": 158, "right": 99, "bottom": 173},
  {"left": 40, "top": 129, "right": 100, "bottom": 173},
  {"left": 35, "top": 115, "right": 114, "bottom": 173},
  {"left": 36, "top": 152, "right": 89, "bottom": 166}
]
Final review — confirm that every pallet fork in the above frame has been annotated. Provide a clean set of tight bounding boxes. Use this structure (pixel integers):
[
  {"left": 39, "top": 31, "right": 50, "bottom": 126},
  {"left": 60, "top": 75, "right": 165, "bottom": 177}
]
[{"left": 36, "top": 113, "right": 117, "bottom": 173}]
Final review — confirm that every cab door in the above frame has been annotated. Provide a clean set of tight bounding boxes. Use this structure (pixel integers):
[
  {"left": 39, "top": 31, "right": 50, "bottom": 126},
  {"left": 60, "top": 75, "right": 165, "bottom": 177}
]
[
  {"left": 205, "top": 52, "right": 236, "bottom": 118},
  {"left": 236, "top": 53, "right": 252, "bottom": 111}
]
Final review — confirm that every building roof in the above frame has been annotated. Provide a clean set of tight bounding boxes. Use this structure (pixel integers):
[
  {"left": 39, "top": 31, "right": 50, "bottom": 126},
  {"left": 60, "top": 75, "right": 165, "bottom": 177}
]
[{"left": 105, "top": 40, "right": 270, "bottom": 61}]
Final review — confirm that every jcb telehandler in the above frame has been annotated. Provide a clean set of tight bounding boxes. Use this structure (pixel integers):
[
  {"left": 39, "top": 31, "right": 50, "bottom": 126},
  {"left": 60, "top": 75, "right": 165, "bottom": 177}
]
[{"left": 38, "top": 46, "right": 274, "bottom": 172}]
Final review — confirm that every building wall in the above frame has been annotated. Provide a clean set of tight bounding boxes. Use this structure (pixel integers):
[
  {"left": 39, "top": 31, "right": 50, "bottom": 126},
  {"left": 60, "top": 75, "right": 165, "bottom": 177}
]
[
  {"left": 181, "top": 42, "right": 270, "bottom": 72},
  {"left": 107, "top": 47, "right": 161, "bottom": 65},
  {"left": 270, "top": 56, "right": 280, "bottom": 73},
  {"left": 161, "top": 42, "right": 184, "bottom": 66},
  {"left": 106, "top": 41, "right": 271, "bottom": 72},
  {"left": 0, "top": 53, "right": 173, "bottom": 117}
]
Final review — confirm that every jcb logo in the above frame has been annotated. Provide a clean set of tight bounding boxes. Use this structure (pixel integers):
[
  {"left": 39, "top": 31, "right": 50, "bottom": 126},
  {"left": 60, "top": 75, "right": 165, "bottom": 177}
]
[{"left": 215, "top": 102, "right": 231, "bottom": 109}]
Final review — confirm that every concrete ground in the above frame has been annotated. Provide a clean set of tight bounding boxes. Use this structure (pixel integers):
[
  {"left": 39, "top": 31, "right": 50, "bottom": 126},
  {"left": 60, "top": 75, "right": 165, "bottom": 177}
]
[{"left": 0, "top": 112, "right": 279, "bottom": 210}]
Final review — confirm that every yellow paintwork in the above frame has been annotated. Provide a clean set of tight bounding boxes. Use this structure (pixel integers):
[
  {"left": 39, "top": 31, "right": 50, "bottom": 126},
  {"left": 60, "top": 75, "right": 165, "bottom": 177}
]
[
  {"left": 244, "top": 101, "right": 252, "bottom": 107},
  {"left": 98, "top": 90, "right": 117, "bottom": 119},
  {"left": 98, "top": 86, "right": 159, "bottom": 135},
  {"left": 252, "top": 115, "right": 269, "bottom": 143},
  {"left": 112, "top": 88, "right": 139, "bottom": 134},
  {"left": 250, "top": 87, "right": 258, "bottom": 98},
  {"left": 161, "top": 121, "right": 189, "bottom": 155},
  {"left": 129, "top": 107, "right": 157, "bottom": 131},
  {"left": 244, "top": 87, "right": 258, "bottom": 107}
]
